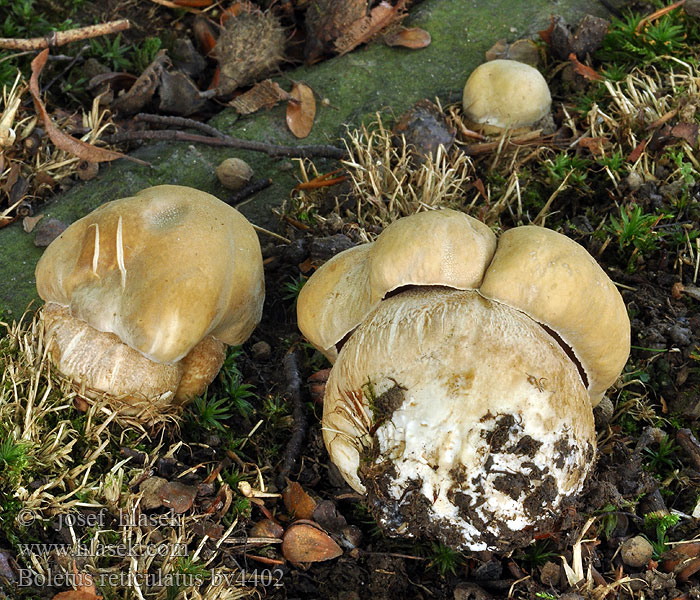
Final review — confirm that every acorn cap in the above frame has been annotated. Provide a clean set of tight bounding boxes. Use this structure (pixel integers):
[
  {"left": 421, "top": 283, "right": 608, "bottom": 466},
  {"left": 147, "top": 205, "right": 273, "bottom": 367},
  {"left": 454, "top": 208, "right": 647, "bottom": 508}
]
[
  {"left": 479, "top": 225, "right": 630, "bottom": 405},
  {"left": 297, "top": 209, "right": 496, "bottom": 361},
  {"left": 462, "top": 59, "right": 551, "bottom": 131}
]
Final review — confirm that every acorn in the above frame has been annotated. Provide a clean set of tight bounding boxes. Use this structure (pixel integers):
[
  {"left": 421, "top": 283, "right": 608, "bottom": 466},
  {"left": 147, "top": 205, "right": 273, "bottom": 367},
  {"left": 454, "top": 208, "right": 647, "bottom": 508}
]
[{"left": 216, "top": 158, "right": 253, "bottom": 191}]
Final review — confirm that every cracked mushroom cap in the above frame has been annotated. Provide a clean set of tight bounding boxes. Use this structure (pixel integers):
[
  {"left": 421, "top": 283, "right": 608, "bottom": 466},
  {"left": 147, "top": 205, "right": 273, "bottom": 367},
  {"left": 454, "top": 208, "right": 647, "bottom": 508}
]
[
  {"left": 462, "top": 59, "right": 551, "bottom": 131},
  {"left": 35, "top": 185, "right": 264, "bottom": 405},
  {"left": 479, "top": 225, "right": 630, "bottom": 406},
  {"left": 297, "top": 209, "right": 496, "bottom": 361},
  {"left": 323, "top": 287, "right": 595, "bottom": 552}
]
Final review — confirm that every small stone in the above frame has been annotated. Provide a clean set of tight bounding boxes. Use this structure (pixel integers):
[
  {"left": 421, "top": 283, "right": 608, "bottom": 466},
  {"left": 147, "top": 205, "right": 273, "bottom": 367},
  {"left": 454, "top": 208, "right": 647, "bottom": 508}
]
[
  {"left": 139, "top": 476, "right": 168, "bottom": 510},
  {"left": 540, "top": 560, "right": 561, "bottom": 586},
  {"left": 251, "top": 340, "right": 271, "bottom": 361},
  {"left": 621, "top": 535, "right": 654, "bottom": 568},
  {"left": 594, "top": 395, "right": 614, "bottom": 428},
  {"left": 216, "top": 158, "right": 253, "bottom": 191},
  {"left": 625, "top": 172, "right": 644, "bottom": 191}
]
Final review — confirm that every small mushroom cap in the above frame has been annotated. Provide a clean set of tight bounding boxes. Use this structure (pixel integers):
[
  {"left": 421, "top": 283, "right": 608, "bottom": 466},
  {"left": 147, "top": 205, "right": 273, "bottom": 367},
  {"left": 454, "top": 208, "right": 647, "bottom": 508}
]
[
  {"left": 462, "top": 59, "right": 551, "bottom": 130},
  {"left": 479, "top": 225, "right": 630, "bottom": 405},
  {"left": 323, "top": 288, "right": 595, "bottom": 551},
  {"left": 36, "top": 185, "right": 264, "bottom": 364},
  {"left": 297, "top": 209, "right": 496, "bottom": 361}
]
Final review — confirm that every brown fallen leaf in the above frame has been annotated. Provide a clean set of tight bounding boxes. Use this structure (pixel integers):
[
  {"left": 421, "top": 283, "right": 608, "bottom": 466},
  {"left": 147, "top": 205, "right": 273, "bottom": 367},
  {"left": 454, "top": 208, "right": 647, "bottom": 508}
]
[
  {"left": 286, "top": 82, "right": 316, "bottom": 138},
  {"left": 52, "top": 591, "right": 101, "bottom": 600},
  {"left": 229, "top": 79, "right": 291, "bottom": 115},
  {"left": 384, "top": 27, "right": 431, "bottom": 49},
  {"left": 281, "top": 521, "right": 342, "bottom": 564},
  {"left": 22, "top": 213, "right": 44, "bottom": 233},
  {"left": 671, "top": 122, "right": 699, "bottom": 147},
  {"left": 628, "top": 139, "right": 648, "bottom": 162},
  {"left": 578, "top": 136, "right": 607, "bottom": 156},
  {"left": 283, "top": 480, "right": 317, "bottom": 520},
  {"left": 52, "top": 562, "right": 102, "bottom": 600},
  {"left": 568, "top": 52, "right": 604, "bottom": 81},
  {"left": 538, "top": 15, "right": 555, "bottom": 44},
  {"left": 334, "top": 0, "right": 408, "bottom": 56},
  {"left": 304, "top": 0, "right": 367, "bottom": 63},
  {"left": 250, "top": 518, "right": 284, "bottom": 539},
  {"left": 30, "top": 49, "right": 139, "bottom": 164},
  {"left": 111, "top": 51, "right": 168, "bottom": 115},
  {"left": 33, "top": 218, "right": 67, "bottom": 247},
  {"left": 158, "top": 481, "right": 197, "bottom": 513}
]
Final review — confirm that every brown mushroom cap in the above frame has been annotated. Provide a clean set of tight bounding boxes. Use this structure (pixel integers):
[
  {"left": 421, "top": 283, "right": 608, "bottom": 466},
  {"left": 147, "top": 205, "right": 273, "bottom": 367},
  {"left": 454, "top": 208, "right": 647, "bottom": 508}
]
[
  {"left": 35, "top": 185, "right": 264, "bottom": 404},
  {"left": 297, "top": 209, "right": 496, "bottom": 361},
  {"left": 479, "top": 225, "right": 630, "bottom": 405},
  {"left": 462, "top": 59, "right": 551, "bottom": 131}
]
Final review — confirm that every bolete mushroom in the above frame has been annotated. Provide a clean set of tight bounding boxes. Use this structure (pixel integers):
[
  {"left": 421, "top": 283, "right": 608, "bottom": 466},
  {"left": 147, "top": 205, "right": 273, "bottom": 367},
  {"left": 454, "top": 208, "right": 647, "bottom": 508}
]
[
  {"left": 297, "top": 209, "right": 630, "bottom": 551},
  {"left": 35, "top": 185, "right": 264, "bottom": 415},
  {"left": 462, "top": 59, "right": 552, "bottom": 134}
]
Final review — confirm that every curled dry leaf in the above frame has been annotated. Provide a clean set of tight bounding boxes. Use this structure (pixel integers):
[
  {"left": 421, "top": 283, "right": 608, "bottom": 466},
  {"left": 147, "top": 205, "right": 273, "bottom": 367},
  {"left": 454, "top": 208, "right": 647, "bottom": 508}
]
[
  {"left": 334, "top": 0, "right": 408, "bottom": 56},
  {"left": 286, "top": 82, "right": 316, "bottom": 139},
  {"left": 384, "top": 27, "right": 431, "bottom": 49},
  {"left": 52, "top": 591, "right": 101, "bottom": 600},
  {"left": 568, "top": 52, "right": 604, "bottom": 81},
  {"left": 111, "top": 51, "right": 168, "bottom": 115},
  {"left": 282, "top": 480, "right": 317, "bottom": 520},
  {"left": 250, "top": 518, "right": 285, "bottom": 539},
  {"left": 158, "top": 481, "right": 197, "bottom": 513},
  {"left": 29, "top": 49, "right": 138, "bottom": 164},
  {"left": 229, "top": 79, "right": 291, "bottom": 115},
  {"left": 281, "top": 521, "right": 342, "bottom": 564}
]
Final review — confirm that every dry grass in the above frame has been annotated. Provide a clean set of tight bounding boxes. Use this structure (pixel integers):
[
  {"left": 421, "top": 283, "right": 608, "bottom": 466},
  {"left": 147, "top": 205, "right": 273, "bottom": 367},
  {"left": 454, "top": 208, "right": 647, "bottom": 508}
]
[{"left": 0, "top": 314, "right": 256, "bottom": 600}]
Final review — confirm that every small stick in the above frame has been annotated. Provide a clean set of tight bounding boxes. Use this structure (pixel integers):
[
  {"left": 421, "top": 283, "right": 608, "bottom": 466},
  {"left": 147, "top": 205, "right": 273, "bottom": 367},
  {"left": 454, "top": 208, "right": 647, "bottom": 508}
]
[
  {"left": 101, "top": 129, "right": 347, "bottom": 159},
  {"left": 276, "top": 349, "right": 307, "bottom": 489},
  {"left": 0, "top": 20, "right": 130, "bottom": 51},
  {"left": 135, "top": 113, "right": 228, "bottom": 139},
  {"left": 252, "top": 224, "right": 291, "bottom": 244},
  {"left": 227, "top": 178, "right": 272, "bottom": 207}
]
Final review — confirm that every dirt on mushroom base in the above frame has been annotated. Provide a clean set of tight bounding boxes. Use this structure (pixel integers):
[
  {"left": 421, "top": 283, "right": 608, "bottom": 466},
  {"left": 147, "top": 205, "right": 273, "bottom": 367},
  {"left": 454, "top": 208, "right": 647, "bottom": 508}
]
[{"left": 359, "top": 407, "right": 595, "bottom": 552}]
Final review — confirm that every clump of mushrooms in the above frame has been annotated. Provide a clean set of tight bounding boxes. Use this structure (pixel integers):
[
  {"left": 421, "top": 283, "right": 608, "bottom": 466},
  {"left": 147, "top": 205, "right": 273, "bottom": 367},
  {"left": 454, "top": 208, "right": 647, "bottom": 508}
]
[
  {"left": 462, "top": 59, "right": 552, "bottom": 134},
  {"left": 297, "top": 210, "right": 630, "bottom": 551},
  {"left": 35, "top": 185, "right": 264, "bottom": 416}
]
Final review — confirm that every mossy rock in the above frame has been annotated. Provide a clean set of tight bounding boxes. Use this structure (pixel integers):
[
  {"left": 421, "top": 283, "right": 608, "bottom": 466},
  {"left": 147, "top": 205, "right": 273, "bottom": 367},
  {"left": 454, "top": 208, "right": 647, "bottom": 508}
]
[{"left": 0, "top": 0, "right": 622, "bottom": 317}]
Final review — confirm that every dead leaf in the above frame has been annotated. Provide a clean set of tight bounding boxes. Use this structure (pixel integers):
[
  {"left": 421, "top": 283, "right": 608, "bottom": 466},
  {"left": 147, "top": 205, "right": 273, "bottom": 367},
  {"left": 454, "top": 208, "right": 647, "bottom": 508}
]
[
  {"left": 33, "top": 218, "right": 67, "bottom": 247},
  {"left": 30, "top": 49, "right": 137, "bottom": 164},
  {"left": 52, "top": 563, "right": 102, "bottom": 599},
  {"left": 671, "top": 122, "right": 699, "bottom": 147},
  {"left": 578, "top": 136, "right": 607, "bottom": 156},
  {"left": 281, "top": 521, "right": 342, "bottom": 563},
  {"left": 334, "top": 0, "right": 408, "bottom": 56},
  {"left": 304, "top": 0, "right": 367, "bottom": 63},
  {"left": 283, "top": 480, "right": 317, "bottom": 520},
  {"left": 158, "top": 481, "right": 197, "bottom": 513},
  {"left": 23, "top": 213, "right": 44, "bottom": 233},
  {"left": 111, "top": 51, "right": 168, "bottom": 115},
  {"left": 250, "top": 518, "right": 284, "bottom": 539},
  {"left": 229, "top": 79, "right": 291, "bottom": 114},
  {"left": 628, "top": 139, "right": 648, "bottom": 162},
  {"left": 384, "top": 27, "right": 431, "bottom": 49},
  {"left": 568, "top": 52, "right": 604, "bottom": 81},
  {"left": 538, "top": 15, "right": 555, "bottom": 44},
  {"left": 138, "top": 476, "right": 168, "bottom": 510},
  {"left": 158, "top": 69, "right": 207, "bottom": 115},
  {"left": 192, "top": 17, "right": 217, "bottom": 55},
  {"left": 286, "top": 82, "right": 316, "bottom": 138}
]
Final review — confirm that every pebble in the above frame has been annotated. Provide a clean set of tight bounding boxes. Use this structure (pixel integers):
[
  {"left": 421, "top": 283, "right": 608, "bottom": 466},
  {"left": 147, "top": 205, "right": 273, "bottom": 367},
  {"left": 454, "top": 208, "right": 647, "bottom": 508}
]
[
  {"left": 621, "top": 535, "right": 654, "bottom": 568},
  {"left": 251, "top": 340, "right": 272, "bottom": 361}
]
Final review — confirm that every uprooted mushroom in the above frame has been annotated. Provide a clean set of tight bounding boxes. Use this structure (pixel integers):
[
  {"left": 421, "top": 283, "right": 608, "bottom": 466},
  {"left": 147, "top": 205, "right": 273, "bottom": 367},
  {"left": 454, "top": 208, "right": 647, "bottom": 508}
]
[
  {"left": 297, "top": 209, "right": 630, "bottom": 551},
  {"left": 35, "top": 185, "right": 264, "bottom": 417}
]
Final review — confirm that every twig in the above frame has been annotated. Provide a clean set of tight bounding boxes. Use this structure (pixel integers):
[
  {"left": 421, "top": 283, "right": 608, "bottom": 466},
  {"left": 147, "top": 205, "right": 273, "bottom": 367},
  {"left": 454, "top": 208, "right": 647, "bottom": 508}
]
[
  {"left": 102, "top": 128, "right": 347, "bottom": 159},
  {"left": 276, "top": 349, "right": 307, "bottom": 489},
  {"left": 677, "top": 429, "right": 700, "bottom": 471},
  {"left": 227, "top": 178, "right": 272, "bottom": 208},
  {"left": 135, "top": 113, "right": 228, "bottom": 139},
  {"left": 43, "top": 45, "right": 89, "bottom": 94},
  {"left": 0, "top": 20, "right": 130, "bottom": 50},
  {"left": 252, "top": 224, "right": 291, "bottom": 244}
]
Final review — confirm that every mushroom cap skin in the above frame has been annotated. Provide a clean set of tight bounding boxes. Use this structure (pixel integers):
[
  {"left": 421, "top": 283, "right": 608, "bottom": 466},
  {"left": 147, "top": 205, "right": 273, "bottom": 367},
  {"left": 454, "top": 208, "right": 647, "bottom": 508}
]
[
  {"left": 297, "top": 209, "right": 496, "bottom": 361},
  {"left": 35, "top": 185, "right": 264, "bottom": 404},
  {"left": 479, "top": 225, "right": 630, "bottom": 406},
  {"left": 462, "top": 59, "right": 551, "bottom": 131},
  {"left": 323, "top": 287, "right": 595, "bottom": 552}
]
